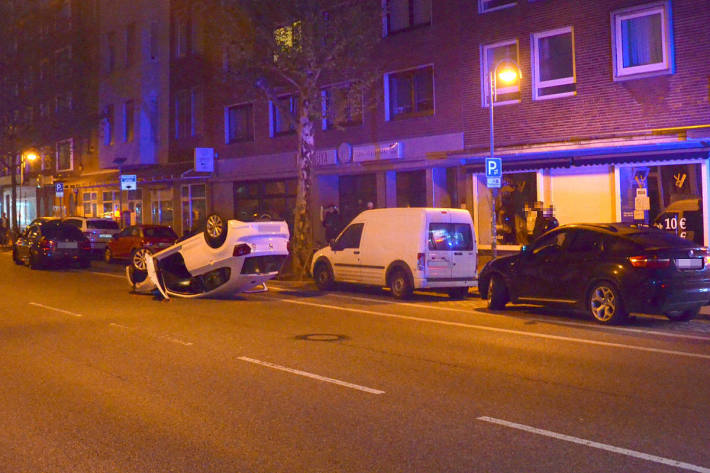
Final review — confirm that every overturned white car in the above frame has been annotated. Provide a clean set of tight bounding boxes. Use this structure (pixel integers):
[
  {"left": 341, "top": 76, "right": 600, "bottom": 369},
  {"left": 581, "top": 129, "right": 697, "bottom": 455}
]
[{"left": 127, "top": 214, "right": 290, "bottom": 299}]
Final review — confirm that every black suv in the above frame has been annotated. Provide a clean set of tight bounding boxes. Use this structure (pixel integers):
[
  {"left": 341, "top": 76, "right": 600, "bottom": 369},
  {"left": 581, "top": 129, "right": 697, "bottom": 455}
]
[{"left": 479, "top": 223, "right": 710, "bottom": 324}]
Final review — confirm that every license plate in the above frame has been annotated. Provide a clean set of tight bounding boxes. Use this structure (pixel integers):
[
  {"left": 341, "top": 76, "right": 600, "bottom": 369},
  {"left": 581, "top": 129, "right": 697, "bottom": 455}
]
[
  {"left": 100, "top": 234, "right": 113, "bottom": 239},
  {"left": 57, "top": 241, "right": 78, "bottom": 249},
  {"left": 675, "top": 258, "right": 703, "bottom": 269}
]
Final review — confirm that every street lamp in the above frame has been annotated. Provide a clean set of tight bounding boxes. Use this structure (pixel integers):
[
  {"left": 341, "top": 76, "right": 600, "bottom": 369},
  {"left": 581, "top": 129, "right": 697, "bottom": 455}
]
[
  {"left": 488, "top": 59, "right": 521, "bottom": 258},
  {"left": 19, "top": 150, "right": 39, "bottom": 228}
]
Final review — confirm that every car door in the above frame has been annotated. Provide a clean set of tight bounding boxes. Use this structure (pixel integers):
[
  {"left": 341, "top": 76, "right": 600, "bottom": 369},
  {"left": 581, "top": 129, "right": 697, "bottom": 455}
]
[
  {"left": 116, "top": 226, "right": 134, "bottom": 257},
  {"left": 554, "top": 229, "right": 606, "bottom": 303},
  {"left": 16, "top": 227, "right": 35, "bottom": 261},
  {"left": 450, "top": 222, "right": 476, "bottom": 280},
  {"left": 513, "top": 229, "right": 571, "bottom": 300},
  {"left": 427, "top": 221, "right": 453, "bottom": 281},
  {"left": 330, "top": 223, "right": 364, "bottom": 282}
]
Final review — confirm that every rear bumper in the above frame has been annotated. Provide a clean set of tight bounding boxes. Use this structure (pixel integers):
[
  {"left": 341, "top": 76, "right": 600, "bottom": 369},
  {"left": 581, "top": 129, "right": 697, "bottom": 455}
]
[
  {"left": 626, "top": 279, "right": 710, "bottom": 314},
  {"left": 415, "top": 277, "right": 477, "bottom": 289}
]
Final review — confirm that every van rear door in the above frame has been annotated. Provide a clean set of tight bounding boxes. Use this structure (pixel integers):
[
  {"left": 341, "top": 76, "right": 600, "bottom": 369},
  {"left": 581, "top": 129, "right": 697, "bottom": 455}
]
[
  {"left": 426, "top": 214, "right": 454, "bottom": 281},
  {"left": 449, "top": 220, "right": 476, "bottom": 280},
  {"left": 426, "top": 214, "right": 476, "bottom": 282}
]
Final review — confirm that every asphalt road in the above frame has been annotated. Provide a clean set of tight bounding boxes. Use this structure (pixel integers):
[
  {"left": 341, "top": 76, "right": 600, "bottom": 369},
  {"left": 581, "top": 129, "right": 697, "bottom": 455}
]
[{"left": 1, "top": 251, "right": 710, "bottom": 473}]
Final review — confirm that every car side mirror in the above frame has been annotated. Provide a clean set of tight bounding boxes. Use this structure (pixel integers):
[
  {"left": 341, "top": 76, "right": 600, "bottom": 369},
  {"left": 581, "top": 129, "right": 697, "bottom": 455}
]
[
  {"left": 329, "top": 239, "right": 337, "bottom": 251},
  {"left": 520, "top": 245, "right": 528, "bottom": 254}
]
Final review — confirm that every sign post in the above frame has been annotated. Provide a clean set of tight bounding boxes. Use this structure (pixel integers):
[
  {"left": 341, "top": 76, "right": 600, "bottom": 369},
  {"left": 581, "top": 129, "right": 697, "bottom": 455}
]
[{"left": 485, "top": 157, "right": 502, "bottom": 257}]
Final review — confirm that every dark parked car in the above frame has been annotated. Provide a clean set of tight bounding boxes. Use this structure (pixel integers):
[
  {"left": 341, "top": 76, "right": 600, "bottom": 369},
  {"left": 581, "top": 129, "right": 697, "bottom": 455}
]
[
  {"left": 12, "top": 218, "right": 92, "bottom": 269},
  {"left": 104, "top": 224, "right": 178, "bottom": 271},
  {"left": 478, "top": 223, "right": 710, "bottom": 325}
]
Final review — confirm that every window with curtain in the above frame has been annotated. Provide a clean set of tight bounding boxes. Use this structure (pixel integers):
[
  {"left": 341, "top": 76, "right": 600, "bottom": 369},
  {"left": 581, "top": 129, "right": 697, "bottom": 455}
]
[
  {"left": 386, "top": 0, "right": 431, "bottom": 35},
  {"left": 481, "top": 40, "right": 520, "bottom": 106},
  {"left": 612, "top": 1, "right": 672, "bottom": 78},
  {"left": 386, "top": 66, "right": 434, "bottom": 120},
  {"left": 532, "top": 27, "right": 576, "bottom": 100}
]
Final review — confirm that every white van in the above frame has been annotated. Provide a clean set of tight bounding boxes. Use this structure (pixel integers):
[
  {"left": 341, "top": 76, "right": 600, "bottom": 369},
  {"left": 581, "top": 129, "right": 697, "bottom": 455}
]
[{"left": 310, "top": 208, "right": 477, "bottom": 299}]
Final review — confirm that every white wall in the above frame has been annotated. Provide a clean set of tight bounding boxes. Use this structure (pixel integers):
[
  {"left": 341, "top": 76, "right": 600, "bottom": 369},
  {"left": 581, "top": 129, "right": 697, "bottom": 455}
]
[{"left": 550, "top": 165, "right": 615, "bottom": 225}]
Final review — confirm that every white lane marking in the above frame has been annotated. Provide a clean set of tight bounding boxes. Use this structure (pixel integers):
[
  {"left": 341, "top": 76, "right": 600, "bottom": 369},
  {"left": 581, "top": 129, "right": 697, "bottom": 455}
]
[
  {"left": 29, "top": 302, "right": 83, "bottom": 318},
  {"left": 313, "top": 293, "right": 710, "bottom": 342},
  {"left": 477, "top": 416, "right": 710, "bottom": 473},
  {"left": 237, "top": 356, "right": 385, "bottom": 395},
  {"left": 87, "top": 271, "right": 125, "bottom": 279},
  {"left": 277, "top": 298, "right": 710, "bottom": 360},
  {"left": 109, "top": 323, "right": 194, "bottom": 346}
]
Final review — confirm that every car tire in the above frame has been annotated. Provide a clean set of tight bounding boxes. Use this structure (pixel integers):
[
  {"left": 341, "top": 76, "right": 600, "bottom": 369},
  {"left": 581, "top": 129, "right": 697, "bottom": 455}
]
[
  {"left": 665, "top": 306, "right": 700, "bottom": 322},
  {"left": 587, "top": 281, "right": 627, "bottom": 325},
  {"left": 12, "top": 248, "right": 22, "bottom": 265},
  {"left": 130, "top": 248, "right": 152, "bottom": 272},
  {"left": 204, "top": 213, "right": 228, "bottom": 249},
  {"left": 313, "top": 261, "right": 335, "bottom": 291},
  {"left": 104, "top": 247, "right": 113, "bottom": 263},
  {"left": 448, "top": 287, "right": 469, "bottom": 299},
  {"left": 389, "top": 269, "right": 413, "bottom": 300},
  {"left": 486, "top": 274, "right": 509, "bottom": 310}
]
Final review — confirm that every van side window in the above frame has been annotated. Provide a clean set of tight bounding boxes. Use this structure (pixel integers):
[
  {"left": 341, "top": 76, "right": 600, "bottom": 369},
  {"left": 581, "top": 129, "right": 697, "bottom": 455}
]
[
  {"left": 336, "top": 223, "right": 364, "bottom": 249},
  {"left": 428, "top": 223, "right": 473, "bottom": 251}
]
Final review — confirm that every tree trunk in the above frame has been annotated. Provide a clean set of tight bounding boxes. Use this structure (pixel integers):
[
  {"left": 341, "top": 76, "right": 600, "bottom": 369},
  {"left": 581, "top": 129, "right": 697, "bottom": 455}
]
[
  {"left": 291, "top": 99, "right": 315, "bottom": 279},
  {"left": 10, "top": 156, "right": 18, "bottom": 234}
]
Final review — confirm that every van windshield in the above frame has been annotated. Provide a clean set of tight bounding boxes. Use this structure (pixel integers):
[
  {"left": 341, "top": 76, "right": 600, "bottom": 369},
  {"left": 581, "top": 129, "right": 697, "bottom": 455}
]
[{"left": 428, "top": 223, "right": 473, "bottom": 251}]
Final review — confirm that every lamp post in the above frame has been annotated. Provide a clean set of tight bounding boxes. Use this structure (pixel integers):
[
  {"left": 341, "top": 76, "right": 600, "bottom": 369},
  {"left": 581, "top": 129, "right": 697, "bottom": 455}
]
[
  {"left": 19, "top": 150, "right": 39, "bottom": 229},
  {"left": 488, "top": 59, "right": 520, "bottom": 258}
]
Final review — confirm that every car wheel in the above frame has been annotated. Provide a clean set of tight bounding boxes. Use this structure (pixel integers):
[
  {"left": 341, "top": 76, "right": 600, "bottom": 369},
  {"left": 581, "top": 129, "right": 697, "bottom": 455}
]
[
  {"left": 665, "top": 306, "right": 700, "bottom": 322},
  {"left": 104, "top": 247, "right": 113, "bottom": 263},
  {"left": 587, "top": 281, "right": 627, "bottom": 325},
  {"left": 486, "top": 274, "right": 509, "bottom": 310},
  {"left": 29, "top": 250, "right": 42, "bottom": 270},
  {"left": 204, "top": 213, "right": 228, "bottom": 249},
  {"left": 313, "top": 261, "right": 335, "bottom": 291},
  {"left": 389, "top": 269, "right": 413, "bottom": 300},
  {"left": 130, "top": 248, "right": 152, "bottom": 272},
  {"left": 448, "top": 287, "right": 469, "bottom": 299},
  {"left": 12, "top": 248, "right": 22, "bottom": 265}
]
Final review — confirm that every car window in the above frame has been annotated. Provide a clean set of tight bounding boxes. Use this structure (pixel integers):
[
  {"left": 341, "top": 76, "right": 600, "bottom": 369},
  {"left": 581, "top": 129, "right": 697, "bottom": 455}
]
[
  {"left": 566, "top": 230, "right": 605, "bottom": 254},
  {"left": 627, "top": 229, "right": 695, "bottom": 248},
  {"left": 131, "top": 227, "right": 141, "bottom": 237},
  {"left": 144, "top": 227, "right": 178, "bottom": 239},
  {"left": 88, "top": 219, "right": 120, "bottom": 230},
  {"left": 428, "top": 223, "right": 473, "bottom": 251},
  {"left": 57, "top": 224, "right": 84, "bottom": 240},
  {"left": 530, "top": 230, "right": 568, "bottom": 255},
  {"left": 40, "top": 221, "right": 60, "bottom": 239},
  {"left": 64, "top": 219, "right": 82, "bottom": 228},
  {"left": 606, "top": 236, "right": 641, "bottom": 255},
  {"left": 336, "top": 223, "right": 364, "bottom": 249}
]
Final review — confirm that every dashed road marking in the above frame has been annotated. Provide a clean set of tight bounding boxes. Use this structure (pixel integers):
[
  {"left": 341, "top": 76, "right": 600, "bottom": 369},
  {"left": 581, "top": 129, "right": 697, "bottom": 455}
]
[
  {"left": 238, "top": 356, "right": 385, "bottom": 395},
  {"left": 109, "top": 322, "right": 193, "bottom": 346},
  {"left": 477, "top": 416, "right": 710, "bottom": 473},
  {"left": 29, "top": 302, "right": 83, "bottom": 317}
]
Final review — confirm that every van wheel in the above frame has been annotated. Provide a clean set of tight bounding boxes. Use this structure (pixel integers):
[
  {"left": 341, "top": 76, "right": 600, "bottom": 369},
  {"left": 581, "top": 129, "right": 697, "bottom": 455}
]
[
  {"left": 389, "top": 269, "right": 413, "bottom": 300},
  {"left": 665, "top": 306, "right": 700, "bottom": 322},
  {"left": 313, "top": 262, "right": 335, "bottom": 291},
  {"left": 448, "top": 287, "right": 469, "bottom": 299},
  {"left": 486, "top": 274, "right": 508, "bottom": 310}
]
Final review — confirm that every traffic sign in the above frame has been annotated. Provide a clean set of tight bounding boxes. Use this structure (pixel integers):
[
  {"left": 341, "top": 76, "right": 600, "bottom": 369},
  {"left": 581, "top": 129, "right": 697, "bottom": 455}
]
[
  {"left": 55, "top": 182, "right": 64, "bottom": 197},
  {"left": 485, "top": 157, "right": 502, "bottom": 189},
  {"left": 120, "top": 174, "right": 137, "bottom": 191}
]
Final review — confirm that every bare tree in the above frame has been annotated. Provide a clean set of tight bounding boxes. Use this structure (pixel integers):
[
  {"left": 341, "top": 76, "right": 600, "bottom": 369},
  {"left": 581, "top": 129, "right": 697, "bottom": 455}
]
[{"left": 196, "top": 0, "right": 385, "bottom": 278}]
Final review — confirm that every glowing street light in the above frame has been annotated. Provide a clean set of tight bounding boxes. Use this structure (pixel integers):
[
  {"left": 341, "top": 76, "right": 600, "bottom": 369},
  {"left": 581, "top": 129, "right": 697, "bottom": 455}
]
[
  {"left": 488, "top": 59, "right": 521, "bottom": 258},
  {"left": 19, "top": 150, "right": 39, "bottom": 228}
]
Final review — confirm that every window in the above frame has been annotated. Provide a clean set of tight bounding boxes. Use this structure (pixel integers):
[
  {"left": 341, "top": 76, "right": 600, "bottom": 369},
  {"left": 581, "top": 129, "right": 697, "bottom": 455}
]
[
  {"left": 385, "top": 65, "right": 434, "bottom": 120},
  {"left": 234, "top": 179, "right": 297, "bottom": 231},
  {"left": 104, "top": 104, "right": 114, "bottom": 145},
  {"left": 39, "top": 58, "right": 49, "bottom": 80},
  {"left": 428, "top": 223, "right": 474, "bottom": 251},
  {"left": 478, "top": 0, "right": 516, "bottom": 13},
  {"left": 125, "top": 23, "right": 136, "bottom": 67},
  {"left": 567, "top": 230, "right": 605, "bottom": 254},
  {"left": 127, "top": 189, "right": 143, "bottom": 224},
  {"left": 175, "top": 15, "right": 188, "bottom": 58},
  {"left": 106, "top": 31, "right": 116, "bottom": 73},
  {"left": 150, "top": 21, "right": 159, "bottom": 61},
  {"left": 481, "top": 40, "right": 520, "bottom": 106},
  {"left": 335, "top": 223, "right": 364, "bottom": 249},
  {"left": 55, "top": 93, "right": 72, "bottom": 114},
  {"left": 175, "top": 90, "right": 193, "bottom": 138},
  {"left": 82, "top": 192, "right": 97, "bottom": 217},
  {"left": 56, "top": 139, "right": 73, "bottom": 172},
  {"left": 386, "top": 0, "right": 431, "bottom": 34},
  {"left": 181, "top": 183, "right": 206, "bottom": 233},
  {"left": 339, "top": 174, "right": 377, "bottom": 225},
  {"left": 102, "top": 191, "right": 118, "bottom": 218},
  {"left": 532, "top": 27, "right": 576, "bottom": 100},
  {"left": 397, "top": 170, "right": 427, "bottom": 207},
  {"left": 270, "top": 95, "right": 298, "bottom": 136},
  {"left": 225, "top": 103, "right": 254, "bottom": 143},
  {"left": 55, "top": 47, "right": 71, "bottom": 79},
  {"left": 124, "top": 100, "right": 134, "bottom": 142},
  {"left": 322, "top": 84, "right": 363, "bottom": 129},
  {"left": 151, "top": 189, "right": 174, "bottom": 226},
  {"left": 477, "top": 172, "right": 538, "bottom": 246},
  {"left": 612, "top": 1, "right": 673, "bottom": 79}
]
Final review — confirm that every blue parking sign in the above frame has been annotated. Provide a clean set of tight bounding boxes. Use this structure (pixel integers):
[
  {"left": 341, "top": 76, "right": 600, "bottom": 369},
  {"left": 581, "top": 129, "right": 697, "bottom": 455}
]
[
  {"left": 55, "top": 182, "right": 64, "bottom": 197},
  {"left": 485, "top": 157, "right": 502, "bottom": 189}
]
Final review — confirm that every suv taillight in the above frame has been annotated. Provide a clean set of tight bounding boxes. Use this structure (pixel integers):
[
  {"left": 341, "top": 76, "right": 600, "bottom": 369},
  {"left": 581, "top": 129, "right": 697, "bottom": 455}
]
[
  {"left": 417, "top": 252, "right": 425, "bottom": 271},
  {"left": 233, "top": 243, "right": 251, "bottom": 257},
  {"left": 79, "top": 240, "right": 91, "bottom": 251},
  {"left": 83, "top": 231, "right": 95, "bottom": 240},
  {"left": 629, "top": 255, "right": 671, "bottom": 268},
  {"left": 39, "top": 238, "right": 55, "bottom": 251}
]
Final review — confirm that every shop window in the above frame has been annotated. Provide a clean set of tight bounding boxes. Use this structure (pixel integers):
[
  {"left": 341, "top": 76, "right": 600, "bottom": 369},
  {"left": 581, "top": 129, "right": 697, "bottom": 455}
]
[
  {"left": 477, "top": 172, "right": 538, "bottom": 246},
  {"left": 532, "top": 27, "right": 576, "bottom": 100},
  {"left": 385, "top": 66, "right": 434, "bottom": 121},
  {"left": 226, "top": 103, "right": 254, "bottom": 143},
  {"left": 612, "top": 1, "right": 673, "bottom": 79},
  {"left": 234, "top": 179, "right": 297, "bottom": 230},
  {"left": 128, "top": 189, "right": 142, "bottom": 224},
  {"left": 386, "top": 0, "right": 431, "bottom": 35},
  {"left": 479, "top": 0, "right": 516, "bottom": 14},
  {"left": 619, "top": 163, "right": 704, "bottom": 245},
  {"left": 396, "top": 170, "right": 426, "bottom": 208},
  {"left": 181, "top": 183, "right": 206, "bottom": 235},
  {"left": 151, "top": 189, "right": 174, "bottom": 226},
  {"left": 481, "top": 40, "right": 520, "bottom": 106},
  {"left": 339, "top": 174, "right": 377, "bottom": 226},
  {"left": 82, "top": 191, "right": 97, "bottom": 217}
]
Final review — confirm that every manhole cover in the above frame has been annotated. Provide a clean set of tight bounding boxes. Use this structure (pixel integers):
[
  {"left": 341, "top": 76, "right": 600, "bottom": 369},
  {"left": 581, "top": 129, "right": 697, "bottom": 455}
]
[{"left": 295, "top": 334, "right": 349, "bottom": 342}]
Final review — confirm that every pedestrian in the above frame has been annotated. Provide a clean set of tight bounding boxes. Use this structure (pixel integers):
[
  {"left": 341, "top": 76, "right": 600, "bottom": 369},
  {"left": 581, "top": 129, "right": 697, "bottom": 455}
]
[
  {"left": 322, "top": 204, "right": 341, "bottom": 242},
  {"left": 0, "top": 213, "right": 8, "bottom": 246}
]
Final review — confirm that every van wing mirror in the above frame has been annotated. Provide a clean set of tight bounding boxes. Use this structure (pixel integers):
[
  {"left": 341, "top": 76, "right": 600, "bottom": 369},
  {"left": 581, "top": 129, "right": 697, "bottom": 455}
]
[{"left": 329, "top": 239, "right": 338, "bottom": 251}]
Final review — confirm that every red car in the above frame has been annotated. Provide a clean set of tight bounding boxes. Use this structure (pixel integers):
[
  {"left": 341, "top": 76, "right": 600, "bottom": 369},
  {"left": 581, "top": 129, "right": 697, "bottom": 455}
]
[{"left": 104, "top": 224, "right": 178, "bottom": 271}]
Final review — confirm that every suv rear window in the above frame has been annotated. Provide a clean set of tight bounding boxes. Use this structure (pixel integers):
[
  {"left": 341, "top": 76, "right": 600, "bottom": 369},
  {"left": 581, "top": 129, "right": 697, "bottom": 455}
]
[
  {"left": 57, "top": 224, "right": 84, "bottom": 240},
  {"left": 627, "top": 229, "right": 695, "bottom": 248},
  {"left": 428, "top": 223, "right": 473, "bottom": 251},
  {"left": 87, "top": 220, "right": 120, "bottom": 230}
]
